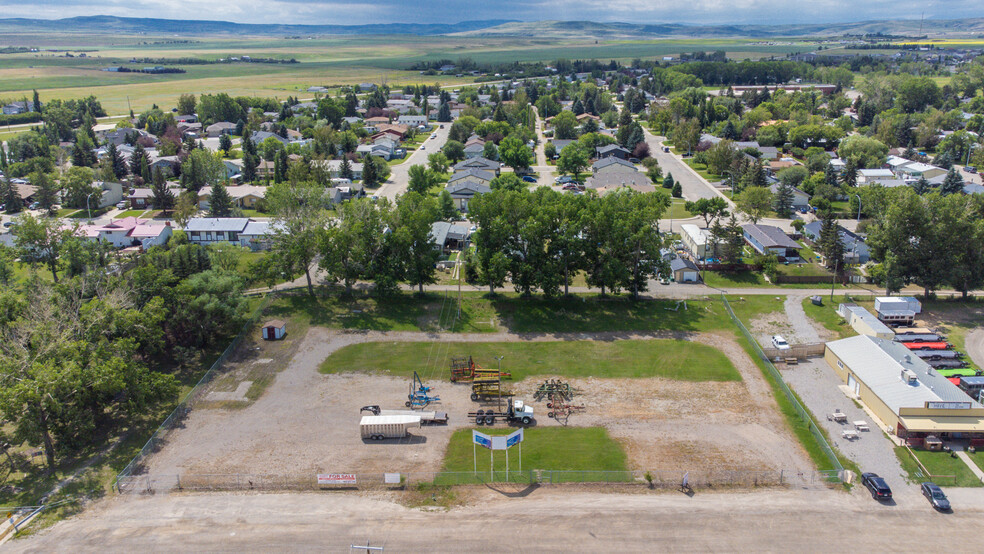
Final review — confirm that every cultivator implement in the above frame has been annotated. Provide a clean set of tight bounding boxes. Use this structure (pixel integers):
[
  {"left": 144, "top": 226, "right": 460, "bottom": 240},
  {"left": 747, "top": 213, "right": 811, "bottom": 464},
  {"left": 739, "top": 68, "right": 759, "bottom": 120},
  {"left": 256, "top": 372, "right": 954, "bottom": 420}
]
[
  {"left": 449, "top": 356, "right": 512, "bottom": 382},
  {"left": 533, "top": 379, "right": 578, "bottom": 402}
]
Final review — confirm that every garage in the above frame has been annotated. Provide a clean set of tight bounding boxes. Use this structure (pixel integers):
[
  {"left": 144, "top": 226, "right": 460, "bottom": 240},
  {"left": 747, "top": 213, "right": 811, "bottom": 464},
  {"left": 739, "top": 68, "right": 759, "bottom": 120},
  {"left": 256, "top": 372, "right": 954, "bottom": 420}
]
[{"left": 671, "top": 257, "right": 701, "bottom": 283}]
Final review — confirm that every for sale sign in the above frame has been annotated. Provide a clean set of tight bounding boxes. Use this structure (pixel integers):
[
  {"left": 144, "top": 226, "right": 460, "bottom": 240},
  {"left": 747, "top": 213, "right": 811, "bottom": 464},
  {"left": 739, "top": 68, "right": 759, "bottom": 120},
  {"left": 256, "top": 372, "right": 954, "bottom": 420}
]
[{"left": 317, "top": 473, "right": 357, "bottom": 485}]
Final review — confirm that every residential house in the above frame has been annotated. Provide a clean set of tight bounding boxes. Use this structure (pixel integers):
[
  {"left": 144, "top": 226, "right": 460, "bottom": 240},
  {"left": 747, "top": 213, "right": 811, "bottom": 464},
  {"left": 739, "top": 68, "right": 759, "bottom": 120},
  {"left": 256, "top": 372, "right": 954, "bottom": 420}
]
[
  {"left": 802, "top": 221, "right": 870, "bottom": 265},
  {"left": 445, "top": 181, "right": 491, "bottom": 211},
  {"left": 897, "top": 162, "right": 946, "bottom": 181},
  {"left": 357, "top": 143, "right": 395, "bottom": 160},
  {"left": 198, "top": 184, "right": 266, "bottom": 210},
  {"left": 206, "top": 122, "right": 237, "bottom": 138},
  {"left": 103, "top": 127, "right": 154, "bottom": 147},
  {"left": 430, "top": 221, "right": 471, "bottom": 253},
  {"left": 768, "top": 182, "right": 810, "bottom": 210},
  {"left": 858, "top": 168, "right": 897, "bottom": 185},
  {"left": 222, "top": 159, "right": 244, "bottom": 180},
  {"left": 757, "top": 146, "right": 780, "bottom": 161},
  {"left": 398, "top": 115, "right": 429, "bottom": 127},
  {"left": 150, "top": 155, "right": 181, "bottom": 176},
  {"left": 741, "top": 224, "right": 800, "bottom": 259},
  {"left": 127, "top": 188, "right": 154, "bottom": 209},
  {"left": 319, "top": 160, "right": 365, "bottom": 181},
  {"left": 90, "top": 181, "right": 125, "bottom": 209},
  {"left": 250, "top": 131, "right": 289, "bottom": 147},
  {"left": 680, "top": 224, "right": 720, "bottom": 262},
  {"left": 238, "top": 220, "right": 275, "bottom": 251},
  {"left": 550, "top": 140, "right": 574, "bottom": 156},
  {"left": 75, "top": 217, "right": 172, "bottom": 249},
  {"left": 591, "top": 157, "right": 637, "bottom": 175},
  {"left": 256, "top": 160, "right": 276, "bottom": 180},
  {"left": 175, "top": 114, "right": 198, "bottom": 124},
  {"left": 584, "top": 172, "right": 653, "bottom": 193},
  {"left": 2, "top": 101, "right": 35, "bottom": 115},
  {"left": 183, "top": 218, "right": 252, "bottom": 245},
  {"left": 453, "top": 157, "right": 500, "bottom": 175},
  {"left": 595, "top": 144, "right": 631, "bottom": 160}
]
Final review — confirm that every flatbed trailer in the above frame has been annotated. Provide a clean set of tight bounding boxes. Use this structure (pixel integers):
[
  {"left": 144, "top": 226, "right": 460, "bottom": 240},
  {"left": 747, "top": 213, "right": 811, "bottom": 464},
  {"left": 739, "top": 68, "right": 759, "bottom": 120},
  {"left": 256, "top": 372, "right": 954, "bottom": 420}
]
[
  {"left": 901, "top": 341, "right": 951, "bottom": 351},
  {"left": 360, "top": 405, "right": 448, "bottom": 424},
  {"left": 925, "top": 359, "right": 968, "bottom": 370},
  {"left": 912, "top": 349, "right": 961, "bottom": 360},
  {"left": 893, "top": 334, "right": 941, "bottom": 343},
  {"left": 936, "top": 367, "right": 982, "bottom": 379}
]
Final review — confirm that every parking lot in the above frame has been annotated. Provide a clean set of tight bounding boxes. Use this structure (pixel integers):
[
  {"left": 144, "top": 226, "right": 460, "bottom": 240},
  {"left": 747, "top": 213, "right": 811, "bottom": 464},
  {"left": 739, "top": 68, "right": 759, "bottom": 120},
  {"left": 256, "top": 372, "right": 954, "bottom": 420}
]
[{"left": 782, "top": 359, "right": 922, "bottom": 506}]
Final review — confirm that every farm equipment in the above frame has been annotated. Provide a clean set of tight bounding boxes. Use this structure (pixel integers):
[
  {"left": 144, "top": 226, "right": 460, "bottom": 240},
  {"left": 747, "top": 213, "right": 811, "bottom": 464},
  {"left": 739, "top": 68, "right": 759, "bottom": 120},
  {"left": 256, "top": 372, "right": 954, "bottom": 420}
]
[
  {"left": 546, "top": 402, "right": 585, "bottom": 420},
  {"left": 471, "top": 376, "right": 513, "bottom": 402},
  {"left": 468, "top": 399, "right": 535, "bottom": 426},
  {"left": 449, "top": 356, "right": 511, "bottom": 382},
  {"left": 533, "top": 379, "right": 578, "bottom": 402},
  {"left": 360, "top": 405, "right": 448, "bottom": 424},
  {"left": 407, "top": 371, "right": 440, "bottom": 408}
]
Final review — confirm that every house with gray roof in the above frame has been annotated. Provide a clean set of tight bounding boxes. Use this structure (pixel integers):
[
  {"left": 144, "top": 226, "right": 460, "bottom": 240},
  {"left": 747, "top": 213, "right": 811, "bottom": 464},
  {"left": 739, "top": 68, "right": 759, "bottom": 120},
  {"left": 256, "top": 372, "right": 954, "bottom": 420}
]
[
  {"left": 741, "top": 224, "right": 800, "bottom": 259},
  {"left": 448, "top": 168, "right": 494, "bottom": 189},
  {"left": 453, "top": 157, "right": 500, "bottom": 175},
  {"left": 430, "top": 221, "right": 471, "bottom": 252},
  {"left": 445, "top": 181, "right": 491, "bottom": 212},
  {"left": 595, "top": 144, "right": 631, "bottom": 160},
  {"left": 802, "top": 221, "right": 870, "bottom": 264},
  {"left": 591, "top": 156, "right": 637, "bottom": 174},
  {"left": 183, "top": 218, "right": 252, "bottom": 245}
]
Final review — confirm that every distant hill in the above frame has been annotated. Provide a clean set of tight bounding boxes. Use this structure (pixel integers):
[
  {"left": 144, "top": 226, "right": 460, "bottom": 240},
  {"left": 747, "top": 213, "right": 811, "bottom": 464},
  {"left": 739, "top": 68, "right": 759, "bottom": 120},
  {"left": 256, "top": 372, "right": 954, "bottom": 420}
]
[
  {"left": 453, "top": 18, "right": 984, "bottom": 39},
  {"left": 2, "top": 15, "right": 983, "bottom": 39},
  {"left": 0, "top": 15, "right": 517, "bottom": 36}
]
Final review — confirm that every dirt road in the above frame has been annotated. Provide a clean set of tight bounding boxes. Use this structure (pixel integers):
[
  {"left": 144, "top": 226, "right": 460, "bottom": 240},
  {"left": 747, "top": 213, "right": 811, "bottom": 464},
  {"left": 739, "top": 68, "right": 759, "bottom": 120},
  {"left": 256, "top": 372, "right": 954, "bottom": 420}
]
[{"left": 11, "top": 487, "right": 982, "bottom": 552}]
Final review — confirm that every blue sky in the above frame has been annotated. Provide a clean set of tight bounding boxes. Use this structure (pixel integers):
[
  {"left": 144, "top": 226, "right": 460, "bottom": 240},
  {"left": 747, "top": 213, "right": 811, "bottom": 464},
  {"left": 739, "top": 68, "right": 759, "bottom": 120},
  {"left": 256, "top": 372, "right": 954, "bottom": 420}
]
[{"left": 7, "top": 0, "right": 981, "bottom": 26}]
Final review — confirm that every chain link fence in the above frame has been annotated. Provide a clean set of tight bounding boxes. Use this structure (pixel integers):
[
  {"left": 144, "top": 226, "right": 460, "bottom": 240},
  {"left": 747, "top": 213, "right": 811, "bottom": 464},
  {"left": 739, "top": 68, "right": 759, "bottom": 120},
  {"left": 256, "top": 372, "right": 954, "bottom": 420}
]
[
  {"left": 116, "top": 468, "right": 840, "bottom": 494},
  {"left": 720, "top": 294, "right": 844, "bottom": 473},
  {"left": 114, "top": 292, "right": 279, "bottom": 491}
]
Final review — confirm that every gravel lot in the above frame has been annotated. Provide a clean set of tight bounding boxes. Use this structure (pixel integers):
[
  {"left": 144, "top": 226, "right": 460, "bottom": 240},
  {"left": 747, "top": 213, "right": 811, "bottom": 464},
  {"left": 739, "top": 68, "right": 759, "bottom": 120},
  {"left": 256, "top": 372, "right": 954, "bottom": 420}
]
[
  {"left": 142, "top": 328, "right": 812, "bottom": 480},
  {"left": 782, "top": 359, "right": 921, "bottom": 506}
]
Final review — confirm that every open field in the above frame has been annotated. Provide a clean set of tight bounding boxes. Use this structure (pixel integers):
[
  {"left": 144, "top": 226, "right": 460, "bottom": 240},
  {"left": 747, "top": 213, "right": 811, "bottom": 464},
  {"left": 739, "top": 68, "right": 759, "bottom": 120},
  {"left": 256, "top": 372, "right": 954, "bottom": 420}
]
[
  {"left": 138, "top": 319, "right": 811, "bottom": 484},
  {"left": 0, "top": 33, "right": 811, "bottom": 113},
  {"left": 321, "top": 338, "right": 741, "bottom": 381}
]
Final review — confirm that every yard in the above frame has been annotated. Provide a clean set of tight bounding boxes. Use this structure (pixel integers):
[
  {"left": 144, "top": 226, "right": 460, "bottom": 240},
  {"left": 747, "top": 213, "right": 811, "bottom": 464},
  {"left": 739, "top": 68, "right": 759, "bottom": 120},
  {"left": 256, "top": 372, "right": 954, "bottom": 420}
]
[
  {"left": 320, "top": 339, "right": 742, "bottom": 381},
  {"left": 801, "top": 296, "right": 854, "bottom": 340},
  {"left": 895, "top": 446, "right": 984, "bottom": 488},
  {"left": 686, "top": 159, "right": 722, "bottom": 182}
]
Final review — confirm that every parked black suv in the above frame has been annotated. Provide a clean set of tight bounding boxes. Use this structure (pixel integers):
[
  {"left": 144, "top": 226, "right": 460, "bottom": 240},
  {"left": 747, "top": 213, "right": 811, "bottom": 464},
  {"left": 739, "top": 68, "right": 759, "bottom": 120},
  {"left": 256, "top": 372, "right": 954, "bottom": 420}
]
[{"left": 861, "top": 472, "right": 893, "bottom": 500}]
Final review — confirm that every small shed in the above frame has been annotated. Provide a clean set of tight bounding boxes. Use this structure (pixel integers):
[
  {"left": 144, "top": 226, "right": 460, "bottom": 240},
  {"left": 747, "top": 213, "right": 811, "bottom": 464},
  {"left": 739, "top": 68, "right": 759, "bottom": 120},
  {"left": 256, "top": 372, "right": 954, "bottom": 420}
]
[
  {"left": 261, "top": 320, "right": 287, "bottom": 341},
  {"left": 670, "top": 257, "right": 701, "bottom": 283}
]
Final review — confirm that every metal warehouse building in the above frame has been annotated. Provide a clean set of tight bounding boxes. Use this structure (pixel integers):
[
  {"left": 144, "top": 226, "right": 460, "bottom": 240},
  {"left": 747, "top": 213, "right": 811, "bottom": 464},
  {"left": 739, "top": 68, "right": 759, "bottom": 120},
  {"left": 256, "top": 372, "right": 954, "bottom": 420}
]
[{"left": 824, "top": 335, "right": 984, "bottom": 446}]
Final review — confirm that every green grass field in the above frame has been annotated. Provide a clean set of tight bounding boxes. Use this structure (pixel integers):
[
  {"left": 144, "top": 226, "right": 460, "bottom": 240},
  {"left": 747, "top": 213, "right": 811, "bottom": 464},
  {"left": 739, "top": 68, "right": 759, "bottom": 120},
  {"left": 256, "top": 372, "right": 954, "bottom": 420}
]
[
  {"left": 801, "top": 296, "right": 854, "bottom": 340},
  {"left": 320, "top": 339, "right": 742, "bottom": 381},
  {"left": 439, "top": 427, "right": 630, "bottom": 483},
  {"left": 896, "top": 446, "right": 983, "bottom": 488}
]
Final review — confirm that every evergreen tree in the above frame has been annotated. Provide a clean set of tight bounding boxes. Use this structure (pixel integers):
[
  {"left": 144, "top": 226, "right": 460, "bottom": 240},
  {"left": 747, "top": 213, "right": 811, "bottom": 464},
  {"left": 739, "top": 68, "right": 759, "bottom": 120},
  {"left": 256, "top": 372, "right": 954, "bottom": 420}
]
[
  {"left": 824, "top": 163, "right": 839, "bottom": 187},
  {"left": 572, "top": 98, "right": 585, "bottom": 115},
  {"left": 0, "top": 147, "right": 7, "bottom": 170},
  {"left": 362, "top": 155, "right": 380, "bottom": 187},
  {"left": 140, "top": 155, "right": 152, "bottom": 183},
  {"left": 274, "top": 149, "right": 288, "bottom": 184},
  {"left": 129, "top": 142, "right": 147, "bottom": 175},
  {"left": 438, "top": 189, "right": 457, "bottom": 220},
  {"left": 32, "top": 89, "right": 41, "bottom": 115},
  {"left": 152, "top": 169, "right": 175, "bottom": 212},
  {"left": 32, "top": 172, "right": 58, "bottom": 212},
  {"left": 842, "top": 158, "right": 857, "bottom": 187},
  {"left": 339, "top": 157, "right": 354, "bottom": 180},
  {"left": 209, "top": 182, "right": 233, "bottom": 217},
  {"left": 662, "top": 172, "right": 674, "bottom": 190},
  {"left": 437, "top": 103, "right": 451, "bottom": 123},
  {"left": 671, "top": 182, "right": 682, "bottom": 198},
  {"left": 72, "top": 131, "right": 97, "bottom": 167},
  {"left": 492, "top": 103, "right": 507, "bottom": 122},
  {"left": 242, "top": 152, "right": 258, "bottom": 183},
  {"left": 234, "top": 119, "right": 245, "bottom": 136},
  {"left": 818, "top": 212, "right": 844, "bottom": 270},
  {"left": 773, "top": 181, "right": 794, "bottom": 218},
  {"left": 912, "top": 176, "right": 931, "bottom": 194},
  {"left": 2, "top": 176, "right": 22, "bottom": 213},
  {"left": 940, "top": 167, "right": 965, "bottom": 196},
  {"left": 218, "top": 133, "right": 232, "bottom": 153},
  {"left": 107, "top": 142, "right": 127, "bottom": 180}
]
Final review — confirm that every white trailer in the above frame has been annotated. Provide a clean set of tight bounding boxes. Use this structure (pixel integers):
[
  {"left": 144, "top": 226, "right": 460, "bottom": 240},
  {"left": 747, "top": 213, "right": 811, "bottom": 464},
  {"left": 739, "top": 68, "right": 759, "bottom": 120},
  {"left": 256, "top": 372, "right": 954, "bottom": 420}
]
[
  {"left": 875, "top": 296, "right": 921, "bottom": 314},
  {"left": 360, "top": 415, "right": 421, "bottom": 440},
  {"left": 379, "top": 409, "right": 449, "bottom": 424}
]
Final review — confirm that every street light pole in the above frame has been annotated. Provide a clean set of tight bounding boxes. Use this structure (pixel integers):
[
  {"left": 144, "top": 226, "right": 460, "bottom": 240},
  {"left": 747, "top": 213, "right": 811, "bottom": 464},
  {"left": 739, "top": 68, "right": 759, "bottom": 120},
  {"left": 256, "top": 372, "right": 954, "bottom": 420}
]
[
  {"left": 495, "top": 356, "right": 504, "bottom": 373},
  {"left": 854, "top": 194, "right": 861, "bottom": 222},
  {"left": 86, "top": 192, "right": 96, "bottom": 222}
]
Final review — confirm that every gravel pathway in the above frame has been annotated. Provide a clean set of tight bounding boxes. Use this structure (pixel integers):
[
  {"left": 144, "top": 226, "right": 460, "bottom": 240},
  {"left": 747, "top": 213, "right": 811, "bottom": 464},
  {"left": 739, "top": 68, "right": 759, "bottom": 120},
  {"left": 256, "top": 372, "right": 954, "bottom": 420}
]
[{"left": 783, "top": 294, "right": 823, "bottom": 344}]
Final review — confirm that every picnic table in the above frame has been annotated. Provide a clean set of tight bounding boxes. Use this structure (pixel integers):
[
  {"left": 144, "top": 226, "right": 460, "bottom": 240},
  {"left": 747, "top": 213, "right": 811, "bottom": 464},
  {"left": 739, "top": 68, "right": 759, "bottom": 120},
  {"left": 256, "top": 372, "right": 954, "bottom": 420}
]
[
  {"left": 842, "top": 429, "right": 859, "bottom": 440},
  {"left": 828, "top": 411, "right": 848, "bottom": 423},
  {"left": 854, "top": 421, "right": 870, "bottom": 432}
]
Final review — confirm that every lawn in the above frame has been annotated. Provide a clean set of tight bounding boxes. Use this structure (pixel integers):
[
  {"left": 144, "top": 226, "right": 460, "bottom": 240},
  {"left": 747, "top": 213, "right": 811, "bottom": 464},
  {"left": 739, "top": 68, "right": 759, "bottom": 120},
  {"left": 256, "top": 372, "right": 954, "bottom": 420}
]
[
  {"left": 663, "top": 197, "right": 693, "bottom": 219},
  {"left": 115, "top": 209, "right": 147, "bottom": 218},
  {"left": 438, "top": 426, "right": 630, "bottom": 483},
  {"left": 239, "top": 209, "right": 271, "bottom": 218},
  {"left": 685, "top": 160, "right": 722, "bottom": 182},
  {"left": 801, "top": 296, "right": 854, "bottom": 340},
  {"left": 67, "top": 207, "right": 109, "bottom": 218},
  {"left": 895, "top": 446, "right": 984, "bottom": 488},
  {"left": 55, "top": 208, "right": 79, "bottom": 217},
  {"left": 702, "top": 270, "right": 769, "bottom": 288},
  {"left": 320, "top": 339, "right": 742, "bottom": 381},
  {"left": 261, "top": 289, "right": 783, "bottom": 336}
]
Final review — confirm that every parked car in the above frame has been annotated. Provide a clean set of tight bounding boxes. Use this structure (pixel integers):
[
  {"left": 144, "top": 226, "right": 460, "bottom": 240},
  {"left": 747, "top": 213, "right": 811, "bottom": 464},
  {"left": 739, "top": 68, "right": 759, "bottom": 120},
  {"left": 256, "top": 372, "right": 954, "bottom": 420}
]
[
  {"left": 2, "top": 221, "right": 13, "bottom": 228},
  {"left": 29, "top": 202, "right": 40, "bottom": 210},
  {"left": 967, "top": 166, "right": 978, "bottom": 174},
  {"left": 861, "top": 472, "right": 893, "bottom": 500},
  {"left": 628, "top": 157, "right": 640, "bottom": 163},
  {"left": 662, "top": 146, "right": 670, "bottom": 153},
  {"left": 521, "top": 175, "right": 537, "bottom": 183},
  {"left": 771, "top": 335, "right": 790, "bottom": 351},
  {"left": 921, "top": 482, "right": 950, "bottom": 511},
  {"left": 117, "top": 201, "right": 128, "bottom": 209},
  {"left": 555, "top": 175, "right": 574, "bottom": 184}
]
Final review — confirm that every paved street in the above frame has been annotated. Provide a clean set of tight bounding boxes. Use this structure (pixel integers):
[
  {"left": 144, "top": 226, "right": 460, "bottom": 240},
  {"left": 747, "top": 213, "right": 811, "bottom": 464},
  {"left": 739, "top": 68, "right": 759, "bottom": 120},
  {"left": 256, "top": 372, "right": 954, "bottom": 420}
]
[
  {"left": 375, "top": 124, "right": 451, "bottom": 201},
  {"left": 643, "top": 128, "right": 732, "bottom": 205}
]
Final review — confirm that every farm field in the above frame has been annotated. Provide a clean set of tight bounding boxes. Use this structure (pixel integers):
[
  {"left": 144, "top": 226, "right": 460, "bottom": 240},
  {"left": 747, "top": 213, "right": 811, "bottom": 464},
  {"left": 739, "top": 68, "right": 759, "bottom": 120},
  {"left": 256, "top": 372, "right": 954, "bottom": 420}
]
[{"left": 0, "top": 33, "right": 811, "bottom": 113}]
